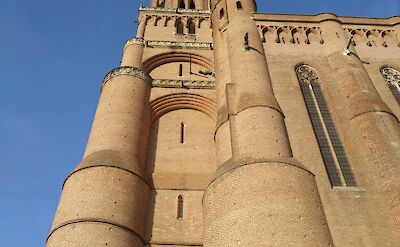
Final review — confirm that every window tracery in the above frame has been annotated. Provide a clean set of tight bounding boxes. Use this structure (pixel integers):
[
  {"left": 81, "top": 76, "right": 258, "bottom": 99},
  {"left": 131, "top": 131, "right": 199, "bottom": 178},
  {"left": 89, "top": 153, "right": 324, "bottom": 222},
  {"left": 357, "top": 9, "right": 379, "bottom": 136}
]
[{"left": 381, "top": 67, "right": 400, "bottom": 104}]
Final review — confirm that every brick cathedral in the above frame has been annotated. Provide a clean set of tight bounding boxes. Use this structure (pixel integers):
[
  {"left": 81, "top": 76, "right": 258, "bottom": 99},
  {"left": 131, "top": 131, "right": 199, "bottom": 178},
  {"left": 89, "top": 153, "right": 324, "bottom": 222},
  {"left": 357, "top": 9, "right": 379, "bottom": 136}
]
[{"left": 47, "top": 0, "right": 400, "bottom": 246}]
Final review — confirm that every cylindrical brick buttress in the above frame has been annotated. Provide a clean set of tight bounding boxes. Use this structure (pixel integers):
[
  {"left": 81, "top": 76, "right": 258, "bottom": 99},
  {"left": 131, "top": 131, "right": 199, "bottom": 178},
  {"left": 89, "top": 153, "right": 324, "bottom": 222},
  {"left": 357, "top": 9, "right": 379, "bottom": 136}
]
[
  {"left": 320, "top": 15, "right": 400, "bottom": 240},
  {"left": 204, "top": 1, "right": 334, "bottom": 246},
  {"left": 204, "top": 162, "right": 333, "bottom": 246},
  {"left": 47, "top": 38, "right": 152, "bottom": 247}
]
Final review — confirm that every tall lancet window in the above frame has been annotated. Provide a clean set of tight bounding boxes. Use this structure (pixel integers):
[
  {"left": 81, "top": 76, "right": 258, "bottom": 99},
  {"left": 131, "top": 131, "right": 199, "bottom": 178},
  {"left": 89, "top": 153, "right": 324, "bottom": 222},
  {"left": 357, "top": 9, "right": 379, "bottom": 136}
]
[
  {"left": 381, "top": 66, "right": 400, "bottom": 104},
  {"left": 296, "top": 65, "right": 357, "bottom": 187}
]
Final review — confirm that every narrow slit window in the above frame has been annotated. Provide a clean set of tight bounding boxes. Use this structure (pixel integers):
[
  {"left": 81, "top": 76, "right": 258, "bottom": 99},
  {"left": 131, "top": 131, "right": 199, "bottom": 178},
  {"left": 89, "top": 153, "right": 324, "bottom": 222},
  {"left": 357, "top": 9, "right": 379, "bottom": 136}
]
[
  {"left": 381, "top": 66, "right": 400, "bottom": 104},
  {"left": 296, "top": 65, "right": 357, "bottom": 187},
  {"left": 219, "top": 9, "right": 225, "bottom": 19},
  {"left": 236, "top": 1, "right": 243, "bottom": 10},
  {"left": 179, "top": 64, "right": 183, "bottom": 77},
  {"left": 177, "top": 195, "right": 184, "bottom": 219},
  {"left": 180, "top": 122, "right": 185, "bottom": 143}
]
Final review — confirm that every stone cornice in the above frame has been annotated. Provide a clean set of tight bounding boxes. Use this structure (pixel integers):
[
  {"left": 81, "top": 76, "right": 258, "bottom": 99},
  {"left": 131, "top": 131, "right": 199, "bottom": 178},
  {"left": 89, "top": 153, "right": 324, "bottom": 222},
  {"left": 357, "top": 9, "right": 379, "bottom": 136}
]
[
  {"left": 152, "top": 79, "right": 215, "bottom": 89},
  {"left": 146, "top": 40, "right": 213, "bottom": 49},
  {"left": 124, "top": 38, "right": 145, "bottom": 49},
  {"left": 253, "top": 13, "right": 400, "bottom": 26},
  {"left": 139, "top": 6, "right": 210, "bottom": 15},
  {"left": 102, "top": 66, "right": 152, "bottom": 87}
]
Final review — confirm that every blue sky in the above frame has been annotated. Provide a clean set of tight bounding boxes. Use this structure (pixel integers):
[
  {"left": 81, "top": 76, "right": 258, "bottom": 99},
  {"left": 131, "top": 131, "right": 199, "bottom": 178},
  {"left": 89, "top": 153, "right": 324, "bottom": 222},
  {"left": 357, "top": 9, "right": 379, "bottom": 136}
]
[{"left": 0, "top": 0, "right": 398, "bottom": 246}]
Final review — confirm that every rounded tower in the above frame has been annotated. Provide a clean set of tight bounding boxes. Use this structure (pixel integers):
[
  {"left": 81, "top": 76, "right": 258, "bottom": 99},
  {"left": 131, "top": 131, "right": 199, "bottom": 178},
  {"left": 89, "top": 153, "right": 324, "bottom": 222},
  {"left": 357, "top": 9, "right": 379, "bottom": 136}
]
[
  {"left": 47, "top": 18, "right": 152, "bottom": 247},
  {"left": 203, "top": 1, "right": 334, "bottom": 246},
  {"left": 320, "top": 14, "right": 400, "bottom": 241}
]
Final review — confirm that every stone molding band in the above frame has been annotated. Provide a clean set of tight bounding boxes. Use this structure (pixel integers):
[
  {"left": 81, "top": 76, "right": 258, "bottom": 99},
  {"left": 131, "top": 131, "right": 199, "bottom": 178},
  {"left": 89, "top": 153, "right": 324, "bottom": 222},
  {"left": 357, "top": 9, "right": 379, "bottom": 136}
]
[
  {"left": 150, "top": 242, "right": 203, "bottom": 246},
  {"left": 124, "top": 37, "right": 145, "bottom": 50},
  {"left": 47, "top": 218, "right": 145, "bottom": 244},
  {"left": 125, "top": 38, "right": 214, "bottom": 50},
  {"left": 146, "top": 40, "right": 213, "bottom": 50},
  {"left": 102, "top": 66, "right": 153, "bottom": 88},
  {"left": 62, "top": 164, "right": 151, "bottom": 189},
  {"left": 350, "top": 109, "right": 399, "bottom": 122},
  {"left": 152, "top": 79, "right": 215, "bottom": 89},
  {"left": 204, "top": 157, "right": 313, "bottom": 199},
  {"left": 214, "top": 105, "right": 285, "bottom": 141},
  {"left": 139, "top": 6, "right": 211, "bottom": 15}
]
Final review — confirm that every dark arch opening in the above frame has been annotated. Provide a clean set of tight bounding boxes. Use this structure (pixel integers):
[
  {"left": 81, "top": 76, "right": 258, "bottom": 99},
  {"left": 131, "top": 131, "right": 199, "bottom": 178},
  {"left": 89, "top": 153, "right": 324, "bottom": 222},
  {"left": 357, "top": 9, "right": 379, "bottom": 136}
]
[
  {"left": 189, "top": 0, "right": 196, "bottom": 9},
  {"left": 188, "top": 21, "right": 196, "bottom": 34},
  {"left": 236, "top": 1, "right": 243, "bottom": 10},
  {"left": 219, "top": 8, "right": 225, "bottom": 19},
  {"left": 176, "top": 21, "right": 184, "bottom": 34},
  {"left": 178, "top": 0, "right": 185, "bottom": 8}
]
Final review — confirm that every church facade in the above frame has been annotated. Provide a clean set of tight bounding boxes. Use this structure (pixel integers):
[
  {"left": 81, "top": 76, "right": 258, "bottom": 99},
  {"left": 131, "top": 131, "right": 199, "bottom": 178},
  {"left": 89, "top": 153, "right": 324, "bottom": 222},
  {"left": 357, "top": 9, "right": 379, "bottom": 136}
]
[{"left": 47, "top": 0, "right": 400, "bottom": 246}]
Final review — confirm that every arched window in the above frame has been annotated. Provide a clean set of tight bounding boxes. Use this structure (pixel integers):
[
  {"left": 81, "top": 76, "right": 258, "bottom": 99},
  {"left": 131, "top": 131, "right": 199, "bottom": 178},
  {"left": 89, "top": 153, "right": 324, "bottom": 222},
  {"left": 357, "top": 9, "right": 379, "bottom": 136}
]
[
  {"left": 296, "top": 65, "right": 357, "bottom": 187},
  {"left": 219, "top": 9, "right": 225, "bottom": 19},
  {"left": 236, "top": 1, "right": 243, "bottom": 10},
  {"left": 189, "top": 0, "right": 196, "bottom": 9},
  {"left": 381, "top": 66, "right": 400, "bottom": 104},
  {"left": 178, "top": 0, "right": 185, "bottom": 8},
  {"left": 188, "top": 21, "right": 196, "bottom": 34},
  {"left": 176, "top": 21, "right": 184, "bottom": 34}
]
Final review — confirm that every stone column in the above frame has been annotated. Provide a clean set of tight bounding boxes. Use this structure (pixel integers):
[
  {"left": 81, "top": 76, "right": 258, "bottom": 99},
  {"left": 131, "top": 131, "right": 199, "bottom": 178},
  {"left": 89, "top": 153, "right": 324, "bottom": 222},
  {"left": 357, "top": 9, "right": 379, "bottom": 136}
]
[
  {"left": 47, "top": 34, "right": 152, "bottom": 247},
  {"left": 203, "top": 1, "right": 334, "bottom": 246},
  {"left": 320, "top": 14, "right": 400, "bottom": 241}
]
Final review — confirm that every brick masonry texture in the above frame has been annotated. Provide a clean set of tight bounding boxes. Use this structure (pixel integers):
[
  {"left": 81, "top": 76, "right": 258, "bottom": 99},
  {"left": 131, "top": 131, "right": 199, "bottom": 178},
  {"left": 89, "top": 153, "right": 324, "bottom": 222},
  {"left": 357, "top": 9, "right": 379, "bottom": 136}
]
[{"left": 48, "top": 0, "right": 400, "bottom": 246}]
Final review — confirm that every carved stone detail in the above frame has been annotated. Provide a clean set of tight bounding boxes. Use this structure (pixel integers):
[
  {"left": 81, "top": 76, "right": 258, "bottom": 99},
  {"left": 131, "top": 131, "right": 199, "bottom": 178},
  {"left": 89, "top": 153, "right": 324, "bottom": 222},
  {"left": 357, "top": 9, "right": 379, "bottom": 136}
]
[
  {"left": 124, "top": 38, "right": 145, "bottom": 49},
  {"left": 381, "top": 67, "right": 400, "bottom": 87},
  {"left": 146, "top": 40, "right": 212, "bottom": 49},
  {"left": 140, "top": 6, "right": 211, "bottom": 14},
  {"left": 102, "top": 66, "right": 152, "bottom": 87},
  {"left": 152, "top": 79, "right": 215, "bottom": 89},
  {"left": 258, "top": 26, "right": 324, "bottom": 45},
  {"left": 344, "top": 28, "right": 400, "bottom": 48},
  {"left": 144, "top": 14, "right": 211, "bottom": 29},
  {"left": 296, "top": 65, "right": 319, "bottom": 84}
]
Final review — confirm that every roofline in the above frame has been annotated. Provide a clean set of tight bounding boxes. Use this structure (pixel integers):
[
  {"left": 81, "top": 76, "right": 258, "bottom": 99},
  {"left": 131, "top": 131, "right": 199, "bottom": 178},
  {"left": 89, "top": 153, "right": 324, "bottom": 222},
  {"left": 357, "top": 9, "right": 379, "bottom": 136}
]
[{"left": 253, "top": 12, "right": 400, "bottom": 26}]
